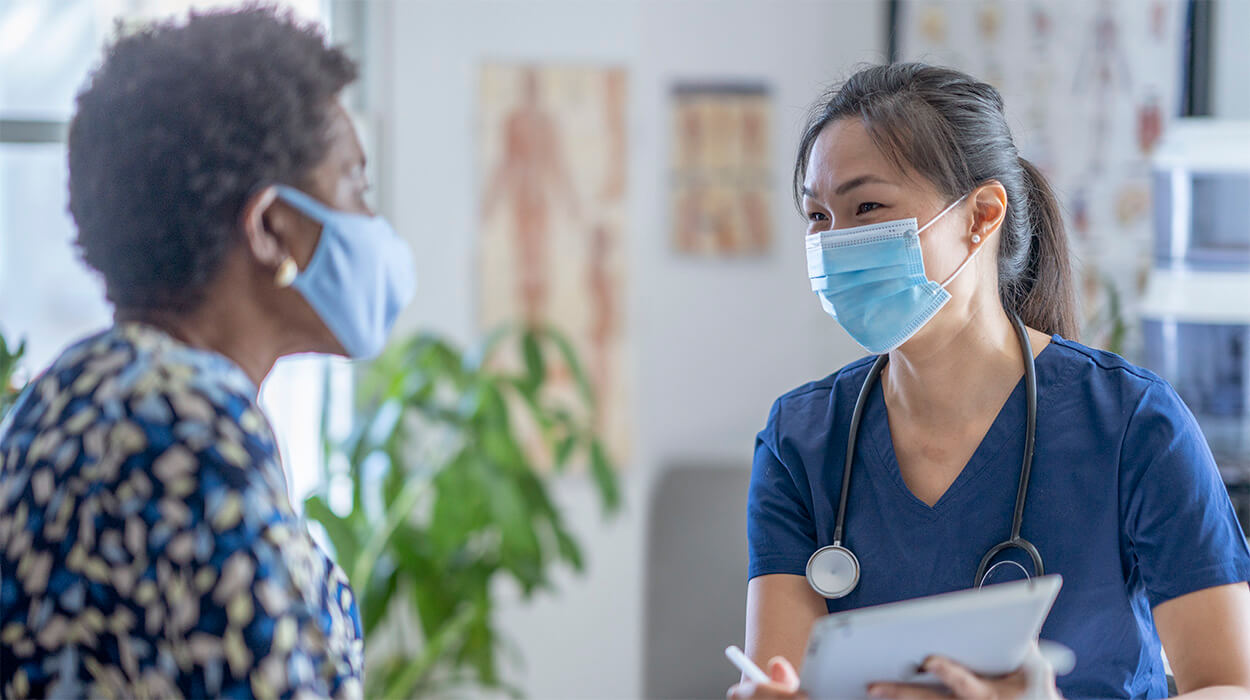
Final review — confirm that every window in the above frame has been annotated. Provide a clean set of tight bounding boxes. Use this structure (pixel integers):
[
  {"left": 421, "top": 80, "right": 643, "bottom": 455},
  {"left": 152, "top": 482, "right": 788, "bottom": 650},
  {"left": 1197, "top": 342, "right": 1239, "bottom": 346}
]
[{"left": 0, "top": 0, "right": 353, "bottom": 508}]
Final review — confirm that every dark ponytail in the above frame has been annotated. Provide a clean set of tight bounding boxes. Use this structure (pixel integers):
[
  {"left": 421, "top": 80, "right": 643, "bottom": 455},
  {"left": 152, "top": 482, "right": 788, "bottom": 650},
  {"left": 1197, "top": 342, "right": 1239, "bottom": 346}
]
[
  {"left": 1011, "top": 157, "right": 1078, "bottom": 339},
  {"left": 794, "top": 63, "right": 1079, "bottom": 339}
]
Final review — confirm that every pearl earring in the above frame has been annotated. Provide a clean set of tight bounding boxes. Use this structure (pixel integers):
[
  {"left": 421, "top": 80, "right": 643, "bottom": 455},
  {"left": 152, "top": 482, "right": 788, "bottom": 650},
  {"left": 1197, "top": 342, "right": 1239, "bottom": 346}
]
[
  {"left": 971, "top": 234, "right": 982, "bottom": 245},
  {"left": 274, "top": 257, "right": 298, "bottom": 288}
]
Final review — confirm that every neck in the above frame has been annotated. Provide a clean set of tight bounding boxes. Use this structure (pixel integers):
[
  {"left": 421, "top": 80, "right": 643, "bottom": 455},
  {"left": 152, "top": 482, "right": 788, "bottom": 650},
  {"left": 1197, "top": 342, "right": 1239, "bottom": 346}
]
[
  {"left": 115, "top": 302, "right": 279, "bottom": 392},
  {"left": 882, "top": 305, "right": 1027, "bottom": 427}
]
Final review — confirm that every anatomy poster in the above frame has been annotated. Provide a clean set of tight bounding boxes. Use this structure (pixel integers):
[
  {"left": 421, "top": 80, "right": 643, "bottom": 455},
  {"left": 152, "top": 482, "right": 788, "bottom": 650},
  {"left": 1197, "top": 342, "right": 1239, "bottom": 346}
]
[
  {"left": 897, "top": 0, "right": 1187, "bottom": 354},
  {"left": 477, "top": 64, "right": 630, "bottom": 465},
  {"left": 670, "top": 83, "right": 773, "bottom": 256}
]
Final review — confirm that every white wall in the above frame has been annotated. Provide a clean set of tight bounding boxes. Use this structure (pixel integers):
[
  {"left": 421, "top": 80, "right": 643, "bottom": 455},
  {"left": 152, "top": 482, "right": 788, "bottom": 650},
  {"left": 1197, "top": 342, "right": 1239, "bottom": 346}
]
[
  {"left": 379, "top": 1, "right": 885, "bottom": 697},
  {"left": 1213, "top": 0, "right": 1250, "bottom": 119}
]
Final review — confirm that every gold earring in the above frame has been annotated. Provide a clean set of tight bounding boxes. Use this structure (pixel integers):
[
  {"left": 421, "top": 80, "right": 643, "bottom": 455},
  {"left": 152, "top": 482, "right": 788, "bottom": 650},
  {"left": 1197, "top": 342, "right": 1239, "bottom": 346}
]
[{"left": 274, "top": 257, "right": 298, "bottom": 288}]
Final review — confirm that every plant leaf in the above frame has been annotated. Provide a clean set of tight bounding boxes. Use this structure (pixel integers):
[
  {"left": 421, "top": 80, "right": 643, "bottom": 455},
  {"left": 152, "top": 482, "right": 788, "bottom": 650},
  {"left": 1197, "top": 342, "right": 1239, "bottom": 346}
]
[
  {"left": 554, "top": 527, "right": 585, "bottom": 571},
  {"left": 303, "top": 494, "right": 360, "bottom": 573},
  {"left": 360, "top": 567, "right": 400, "bottom": 637},
  {"left": 464, "top": 323, "right": 515, "bottom": 371},
  {"left": 553, "top": 435, "right": 578, "bottom": 471},
  {"left": 521, "top": 329, "right": 545, "bottom": 391},
  {"left": 502, "top": 377, "right": 554, "bottom": 436},
  {"left": 537, "top": 325, "right": 595, "bottom": 408},
  {"left": 382, "top": 601, "right": 481, "bottom": 700},
  {"left": 351, "top": 478, "right": 427, "bottom": 590},
  {"left": 589, "top": 439, "right": 620, "bottom": 514}
]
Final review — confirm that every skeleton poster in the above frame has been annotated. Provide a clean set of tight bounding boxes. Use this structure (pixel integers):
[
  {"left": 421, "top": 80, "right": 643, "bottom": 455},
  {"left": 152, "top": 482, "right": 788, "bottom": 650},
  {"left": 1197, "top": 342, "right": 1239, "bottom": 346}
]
[{"left": 477, "top": 64, "right": 630, "bottom": 465}]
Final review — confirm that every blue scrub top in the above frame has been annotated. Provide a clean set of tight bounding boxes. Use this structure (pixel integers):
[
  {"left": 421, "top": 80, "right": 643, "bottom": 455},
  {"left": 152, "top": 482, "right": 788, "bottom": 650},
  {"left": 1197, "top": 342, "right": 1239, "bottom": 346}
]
[{"left": 748, "top": 336, "right": 1250, "bottom": 699}]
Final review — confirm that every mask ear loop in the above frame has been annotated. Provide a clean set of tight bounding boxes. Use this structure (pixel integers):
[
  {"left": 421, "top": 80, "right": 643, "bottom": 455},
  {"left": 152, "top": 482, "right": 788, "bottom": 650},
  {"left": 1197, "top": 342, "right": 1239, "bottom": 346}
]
[
  {"left": 915, "top": 194, "right": 969, "bottom": 235},
  {"left": 938, "top": 233, "right": 990, "bottom": 289},
  {"left": 924, "top": 194, "right": 995, "bottom": 289}
]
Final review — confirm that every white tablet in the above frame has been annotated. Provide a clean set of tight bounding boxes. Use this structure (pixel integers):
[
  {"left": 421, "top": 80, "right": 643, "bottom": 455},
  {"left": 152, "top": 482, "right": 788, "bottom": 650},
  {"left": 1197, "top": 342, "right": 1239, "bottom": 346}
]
[{"left": 799, "top": 575, "right": 1063, "bottom": 700}]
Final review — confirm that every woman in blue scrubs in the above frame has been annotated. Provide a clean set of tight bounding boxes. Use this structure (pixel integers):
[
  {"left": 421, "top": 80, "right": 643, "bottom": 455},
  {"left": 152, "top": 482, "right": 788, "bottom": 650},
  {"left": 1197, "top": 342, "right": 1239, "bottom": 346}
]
[{"left": 729, "top": 64, "right": 1250, "bottom": 700}]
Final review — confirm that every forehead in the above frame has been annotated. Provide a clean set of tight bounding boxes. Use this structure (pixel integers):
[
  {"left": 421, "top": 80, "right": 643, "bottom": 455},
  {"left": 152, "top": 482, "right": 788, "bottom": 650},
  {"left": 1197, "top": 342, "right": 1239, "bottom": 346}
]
[
  {"left": 804, "top": 118, "right": 898, "bottom": 191},
  {"left": 322, "top": 101, "right": 364, "bottom": 164}
]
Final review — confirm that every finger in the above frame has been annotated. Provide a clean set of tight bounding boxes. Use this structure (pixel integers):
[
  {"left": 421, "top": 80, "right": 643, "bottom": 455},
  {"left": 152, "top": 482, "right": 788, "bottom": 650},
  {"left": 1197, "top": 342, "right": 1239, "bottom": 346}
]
[
  {"left": 767, "top": 656, "right": 801, "bottom": 690},
  {"left": 867, "top": 682, "right": 950, "bottom": 699},
  {"left": 726, "top": 680, "right": 802, "bottom": 700},
  {"left": 1023, "top": 642, "right": 1059, "bottom": 681},
  {"left": 1035, "top": 640, "right": 1074, "bottom": 677},
  {"left": 924, "top": 656, "right": 991, "bottom": 699},
  {"left": 1018, "top": 643, "right": 1059, "bottom": 699}
]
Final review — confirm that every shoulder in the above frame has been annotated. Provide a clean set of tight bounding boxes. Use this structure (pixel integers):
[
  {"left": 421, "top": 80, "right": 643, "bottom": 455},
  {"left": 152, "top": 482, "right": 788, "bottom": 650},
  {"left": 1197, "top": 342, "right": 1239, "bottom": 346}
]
[
  {"left": 6, "top": 324, "right": 266, "bottom": 442},
  {"left": 759, "top": 355, "right": 877, "bottom": 446},
  {"left": 772, "top": 355, "right": 877, "bottom": 409},
  {"left": 1, "top": 324, "right": 284, "bottom": 524},
  {"left": 1043, "top": 336, "right": 1183, "bottom": 416},
  {"left": 1045, "top": 336, "right": 1167, "bottom": 389},
  {"left": 1044, "top": 336, "right": 1204, "bottom": 469},
  {"left": 771, "top": 354, "right": 877, "bottom": 413}
]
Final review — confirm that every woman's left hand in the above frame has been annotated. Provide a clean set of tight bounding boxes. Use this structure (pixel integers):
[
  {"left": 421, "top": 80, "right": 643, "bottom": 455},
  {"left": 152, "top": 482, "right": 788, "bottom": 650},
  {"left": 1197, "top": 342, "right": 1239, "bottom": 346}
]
[{"left": 866, "top": 646, "right": 1064, "bottom": 700}]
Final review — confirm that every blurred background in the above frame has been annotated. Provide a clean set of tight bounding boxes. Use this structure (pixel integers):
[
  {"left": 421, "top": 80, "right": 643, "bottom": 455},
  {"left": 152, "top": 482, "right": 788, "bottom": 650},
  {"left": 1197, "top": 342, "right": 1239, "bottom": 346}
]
[{"left": 1, "top": 0, "right": 1248, "bottom": 698}]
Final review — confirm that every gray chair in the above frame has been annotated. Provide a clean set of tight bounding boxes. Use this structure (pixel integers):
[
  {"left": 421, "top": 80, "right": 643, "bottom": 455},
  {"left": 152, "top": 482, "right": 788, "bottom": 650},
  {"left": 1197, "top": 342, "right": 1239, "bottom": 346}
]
[{"left": 644, "top": 464, "right": 753, "bottom": 699}]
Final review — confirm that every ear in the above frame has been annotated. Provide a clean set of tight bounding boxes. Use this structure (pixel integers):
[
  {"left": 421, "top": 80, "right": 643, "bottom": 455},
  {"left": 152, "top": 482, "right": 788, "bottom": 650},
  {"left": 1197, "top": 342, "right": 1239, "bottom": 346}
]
[
  {"left": 970, "top": 181, "right": 1009, "bottom": 243},
  {"left": 239, "top": 186, "right": 290, "bottom": 268}
]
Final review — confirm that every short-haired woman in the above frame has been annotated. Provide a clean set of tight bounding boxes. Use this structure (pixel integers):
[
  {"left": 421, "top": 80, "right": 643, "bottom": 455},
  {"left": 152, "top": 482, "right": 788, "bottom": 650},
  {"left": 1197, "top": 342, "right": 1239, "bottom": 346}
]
[{"left": 0, "top": 7, "right": 413, "bottom": 698}]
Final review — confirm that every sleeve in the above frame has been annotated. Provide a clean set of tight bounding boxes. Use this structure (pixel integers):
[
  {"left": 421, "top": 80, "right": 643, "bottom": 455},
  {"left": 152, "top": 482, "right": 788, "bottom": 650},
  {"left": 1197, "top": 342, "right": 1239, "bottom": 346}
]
[
  {"left": 1119, "top": 380, "right": 1250, "bottom": 609},
  {"left": 167, "top": 467, "right": 364, "bottom": 700},
  {"left": 747, "top": 397, "right": 819, "bottom": 580},
  {"left": 220, "top": 518, "right": 362, "bottom": 700}
]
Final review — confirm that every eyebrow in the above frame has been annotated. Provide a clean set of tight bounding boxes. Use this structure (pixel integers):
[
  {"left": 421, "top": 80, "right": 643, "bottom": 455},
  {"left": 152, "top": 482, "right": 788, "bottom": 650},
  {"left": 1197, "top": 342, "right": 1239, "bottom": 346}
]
[{"left": 802, "top": 174, "right": 891, "bottom": 200}]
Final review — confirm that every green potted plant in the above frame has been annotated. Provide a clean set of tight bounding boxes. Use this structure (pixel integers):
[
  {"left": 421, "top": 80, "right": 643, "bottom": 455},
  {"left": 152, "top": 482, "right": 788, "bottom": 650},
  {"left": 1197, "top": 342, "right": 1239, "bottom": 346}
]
[
  {"left": 0, "top": 332, "right": 27, "bottom": 418},
  {"left": 303, "top": 324, "right": 620, "bottom": 699}
]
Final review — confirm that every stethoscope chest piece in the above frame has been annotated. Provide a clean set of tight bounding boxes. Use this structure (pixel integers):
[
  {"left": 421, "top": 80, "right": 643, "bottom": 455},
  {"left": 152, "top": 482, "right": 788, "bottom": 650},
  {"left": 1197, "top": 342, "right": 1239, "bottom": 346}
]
[{"left": 806, "top": 543, "right": 860, "bottom": 599}]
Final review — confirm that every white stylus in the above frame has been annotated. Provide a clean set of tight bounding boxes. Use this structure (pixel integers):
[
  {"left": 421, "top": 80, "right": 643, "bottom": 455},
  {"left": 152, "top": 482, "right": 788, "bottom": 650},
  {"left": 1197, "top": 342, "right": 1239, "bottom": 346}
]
[{"left": 725, "top": 645, "right": 771, "bottom": 684}]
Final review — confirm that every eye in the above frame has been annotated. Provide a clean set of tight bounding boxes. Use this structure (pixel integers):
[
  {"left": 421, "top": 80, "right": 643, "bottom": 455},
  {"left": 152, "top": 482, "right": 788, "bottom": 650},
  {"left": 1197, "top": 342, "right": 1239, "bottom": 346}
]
[
  {"left": 808, "top": 211, "right": 829, "bottom": 222},
  {"left": 856, "top": 202, "right": 883, "bottom": 215}
]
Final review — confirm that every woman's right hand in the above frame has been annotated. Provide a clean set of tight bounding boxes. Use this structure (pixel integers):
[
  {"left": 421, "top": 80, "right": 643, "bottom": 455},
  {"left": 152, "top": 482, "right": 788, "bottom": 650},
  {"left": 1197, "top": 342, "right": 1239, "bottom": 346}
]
[{"left": 727, "top": 656, "right": 808, "bottom": 699}]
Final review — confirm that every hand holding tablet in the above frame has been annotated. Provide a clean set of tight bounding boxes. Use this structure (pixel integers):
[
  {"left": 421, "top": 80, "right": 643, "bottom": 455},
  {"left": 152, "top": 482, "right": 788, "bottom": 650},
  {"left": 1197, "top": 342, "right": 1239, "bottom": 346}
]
[{"left": 728, "top": 577, "right": 1070, "bottom": 700}]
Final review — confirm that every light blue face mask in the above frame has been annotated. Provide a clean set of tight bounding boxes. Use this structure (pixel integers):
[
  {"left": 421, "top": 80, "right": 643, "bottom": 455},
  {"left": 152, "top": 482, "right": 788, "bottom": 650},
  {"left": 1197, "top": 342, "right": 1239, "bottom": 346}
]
[
  {"left": 805, "top": 195, "right": 975, "bottom": 354},
  {"left": 275, "top": 185, "right": 416, "bottom": 359}
]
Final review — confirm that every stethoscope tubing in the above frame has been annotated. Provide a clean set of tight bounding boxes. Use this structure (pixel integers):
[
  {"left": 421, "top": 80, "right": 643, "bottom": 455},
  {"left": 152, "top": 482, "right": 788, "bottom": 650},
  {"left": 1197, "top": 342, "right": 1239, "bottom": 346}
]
[
  {"left": 973, "top": 313, "right": 1044, "bottom": 585},
  {"left": 831, "top": 353, "right": 889, "bottom": 548}
]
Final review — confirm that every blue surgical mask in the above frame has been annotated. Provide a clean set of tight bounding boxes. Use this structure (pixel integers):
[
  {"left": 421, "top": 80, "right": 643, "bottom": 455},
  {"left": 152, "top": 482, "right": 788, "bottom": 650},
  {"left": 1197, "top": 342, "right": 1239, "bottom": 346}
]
[
  {"left": 275, "top": 186, "right": 416, "bottom": 359},
  {"left": 805, "top": 196, "right": 975, "bottom": 354}
]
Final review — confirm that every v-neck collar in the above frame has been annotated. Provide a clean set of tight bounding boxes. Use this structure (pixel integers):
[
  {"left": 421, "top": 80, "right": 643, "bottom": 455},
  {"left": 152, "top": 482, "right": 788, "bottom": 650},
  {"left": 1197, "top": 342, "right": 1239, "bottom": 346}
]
[{"left": 862, "top": 340, "right": 1058, "bottom": 517}]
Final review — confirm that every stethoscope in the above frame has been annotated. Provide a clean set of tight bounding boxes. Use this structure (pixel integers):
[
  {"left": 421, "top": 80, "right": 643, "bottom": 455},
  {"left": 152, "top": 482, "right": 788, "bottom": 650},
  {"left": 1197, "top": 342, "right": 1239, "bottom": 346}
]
[{"left": 805, "top": 312, "right": 1044, "bottom": 599}]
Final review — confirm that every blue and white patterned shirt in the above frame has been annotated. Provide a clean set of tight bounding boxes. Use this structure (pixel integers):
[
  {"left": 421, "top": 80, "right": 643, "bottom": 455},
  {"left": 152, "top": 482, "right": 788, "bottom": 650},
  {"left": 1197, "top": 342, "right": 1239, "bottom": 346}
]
[{"left": 0, "top": 323, "right": 363, "bottom": 698}]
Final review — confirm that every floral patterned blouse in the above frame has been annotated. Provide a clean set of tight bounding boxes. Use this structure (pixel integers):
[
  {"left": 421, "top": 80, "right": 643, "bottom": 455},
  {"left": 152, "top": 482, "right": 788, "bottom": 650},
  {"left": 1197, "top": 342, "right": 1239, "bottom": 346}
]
[{"left": 0, "top": 323, "right": 363, "bottom": 699}]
